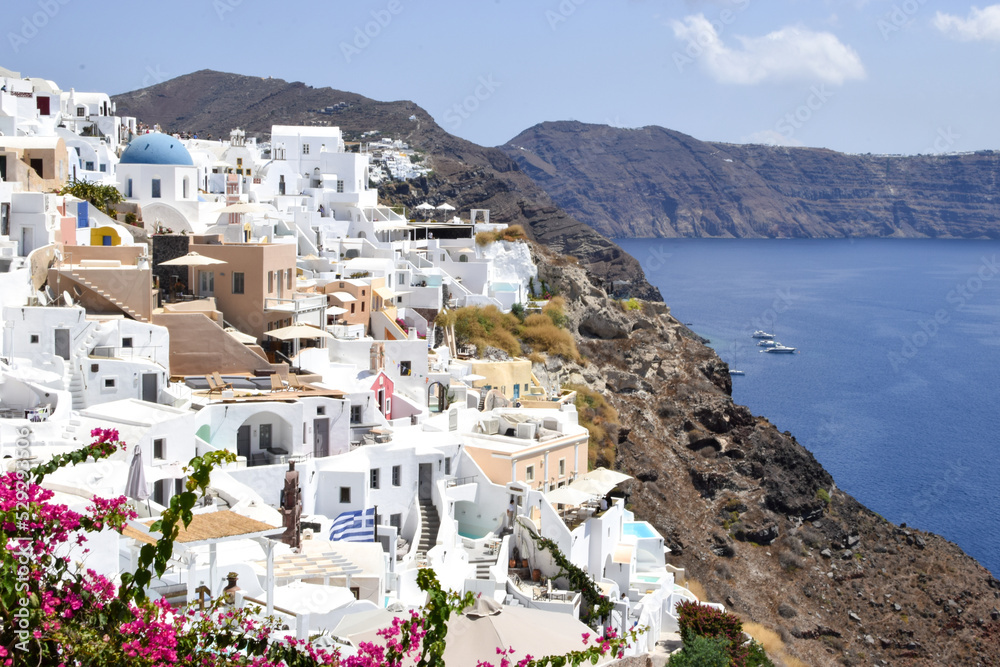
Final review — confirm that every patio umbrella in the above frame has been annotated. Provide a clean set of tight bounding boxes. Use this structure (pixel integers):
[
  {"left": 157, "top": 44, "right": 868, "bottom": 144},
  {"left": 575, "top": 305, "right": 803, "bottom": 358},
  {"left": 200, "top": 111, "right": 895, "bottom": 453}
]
[
  {"left": 414, "top": 202, "right": 435, "bottom": 211},
  {"left": 325, "top": 305, "right": 348, "bottom": 316},
  {"left": 568, "top": 476, "right": 617, "bottom": 496},
  {"left": 159, "top": 251, "right": 227, "bottom": 267},
  {"left": 545, "top": 485, "right": 594, "bottom": 506},
  {"left": 124, "top": 445, "right": 150, "bottom": 514},
  {"left": 580, "top": 467, "right": 632, "bottom": 488},
  {"left": 436, "top": 203, "right": 456, "bottom": 212},
  {"left": 265, "top": 324, "right": 334, "bottom": 341}
]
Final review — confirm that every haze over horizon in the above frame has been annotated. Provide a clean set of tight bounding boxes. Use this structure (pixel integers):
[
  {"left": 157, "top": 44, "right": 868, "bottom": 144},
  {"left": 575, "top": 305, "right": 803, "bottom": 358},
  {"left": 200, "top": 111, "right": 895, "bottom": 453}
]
[{"left": 4, "top": 0, "right": 1000, "bottom": 155}]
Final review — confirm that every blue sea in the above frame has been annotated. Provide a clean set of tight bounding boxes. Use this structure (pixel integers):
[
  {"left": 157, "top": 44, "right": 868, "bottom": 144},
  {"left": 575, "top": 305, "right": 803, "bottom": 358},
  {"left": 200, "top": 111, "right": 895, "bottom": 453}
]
[{"left": 616, "top": 238, "right": 1000, "bottom": 576}]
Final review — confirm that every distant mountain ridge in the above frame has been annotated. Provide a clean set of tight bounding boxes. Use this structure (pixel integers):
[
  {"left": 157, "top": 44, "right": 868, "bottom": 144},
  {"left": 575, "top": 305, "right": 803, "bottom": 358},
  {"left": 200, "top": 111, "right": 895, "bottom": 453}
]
[
  {"left": 111, "top": 70, "right": 659, "bottom": 300},
  {"left": 502, "top": 121, "right": 1000, "bottom": 239}
]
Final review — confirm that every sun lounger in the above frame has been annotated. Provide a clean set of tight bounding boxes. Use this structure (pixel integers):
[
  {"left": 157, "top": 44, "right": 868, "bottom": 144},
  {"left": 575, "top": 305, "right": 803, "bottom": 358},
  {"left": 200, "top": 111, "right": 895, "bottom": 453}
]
[{"left": 269, "top": 374, "right": 286, "bottom": 391}]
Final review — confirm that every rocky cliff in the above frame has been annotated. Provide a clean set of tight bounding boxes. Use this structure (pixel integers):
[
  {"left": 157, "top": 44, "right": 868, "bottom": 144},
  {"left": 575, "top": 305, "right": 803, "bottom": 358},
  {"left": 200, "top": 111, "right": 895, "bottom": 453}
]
[
  {"left": 111, "top": 71, "right": 658, "bottom": 300},
  {"left": 532, "top": 248, "right": 1000, "bottom": 665},
  {"left": 113, "top": 71, "right": 1000, "bottom": 664},
  {"left": 504, "top": 121, "right": 1000, "bottom": 240}
]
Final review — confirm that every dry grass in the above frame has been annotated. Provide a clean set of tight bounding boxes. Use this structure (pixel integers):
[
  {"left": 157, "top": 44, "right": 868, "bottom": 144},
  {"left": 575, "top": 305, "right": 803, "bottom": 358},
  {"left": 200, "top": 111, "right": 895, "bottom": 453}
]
[
  {"left": 527, "top": 351, "right": 545, "bottom": 364},
  {"left": 442, "top": 305, "right": 522, "bottom": 357},
  {"left": 475, "top": 224, "right": 527, "bottom": 246},
  {"left": 565, "top": 382, "right": 619, "bottom": 467},
  {"left": 742, "top": 621, "right": 808, "bottom": 667},
  {"left": 520, "top": 314, "right": 580, "bottom": 362},
  {"left": 684, "top": 577, "right": 709, "bottom": 602}
]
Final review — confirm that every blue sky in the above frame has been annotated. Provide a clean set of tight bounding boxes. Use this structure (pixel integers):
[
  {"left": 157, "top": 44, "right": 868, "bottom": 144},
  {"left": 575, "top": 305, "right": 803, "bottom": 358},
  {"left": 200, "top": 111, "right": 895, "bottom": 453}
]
[{"left": 4, "top": 0, "right": 999, "bottom": 154}]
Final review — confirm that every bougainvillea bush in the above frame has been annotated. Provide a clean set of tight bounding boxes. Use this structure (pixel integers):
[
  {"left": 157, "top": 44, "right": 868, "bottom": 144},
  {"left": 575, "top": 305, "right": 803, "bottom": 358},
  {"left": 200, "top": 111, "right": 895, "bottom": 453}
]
[{"left": 1, "top": 430, "right": 633, "bottom": 667}]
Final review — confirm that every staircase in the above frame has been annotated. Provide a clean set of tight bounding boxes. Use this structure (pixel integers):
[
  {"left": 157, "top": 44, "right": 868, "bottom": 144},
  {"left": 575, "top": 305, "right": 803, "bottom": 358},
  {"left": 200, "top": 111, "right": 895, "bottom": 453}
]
[
  {"left": 473, "top": 561, "right": 493, "bottom": 580},
  {"left": 65, "top": 271, "right": 148, "bottom": 322},
  {"left": 416, "top": 499, "right": 440, "bottom": 557}
]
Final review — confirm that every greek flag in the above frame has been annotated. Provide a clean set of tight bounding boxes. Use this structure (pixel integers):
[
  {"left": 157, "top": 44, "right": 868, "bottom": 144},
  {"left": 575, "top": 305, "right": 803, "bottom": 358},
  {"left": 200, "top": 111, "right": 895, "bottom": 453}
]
[{"left": 330, "top": 507, "right": 375, "bottom": 542}]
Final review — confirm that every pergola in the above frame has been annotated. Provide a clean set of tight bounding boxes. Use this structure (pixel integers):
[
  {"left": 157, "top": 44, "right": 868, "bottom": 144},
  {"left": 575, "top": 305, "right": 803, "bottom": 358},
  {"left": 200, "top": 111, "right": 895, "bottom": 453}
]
[{"left": 123, "top": 510, "right": 285, "bottom": 614}]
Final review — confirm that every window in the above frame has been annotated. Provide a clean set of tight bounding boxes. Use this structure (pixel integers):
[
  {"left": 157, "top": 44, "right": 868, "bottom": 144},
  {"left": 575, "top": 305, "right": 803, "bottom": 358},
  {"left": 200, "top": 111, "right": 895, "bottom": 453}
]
[
  {"left": 369, "top": 468, "right": 380, "bottom": 489},
  {"left": 199, "top": 271, "right": 214, "bottom": 295},
  {"left": 351, "top": 405, "right": 362, "bottom": 422},
  {"left": 151, "top": 178, "right": 161, "bottom": 198},
  {"left": 525, "top": 465, "right": 534, "bottom": 482},
  {"left": 126, "top": 178, "right": 132, "bottom": 198},
  {"left": 175, "top": 478, "right": 185, "bottom": 496},
  {"left": 445, "top": 457, "right": 451, "bottom": 475},
  {"left": 390, "top": 513, "right": 401, "bottom": 530},
  {"left": 268, "top": 271, "right": 274, "bottom": 293},
  {"left": 153, "top": 438, "right": 165, "bottom": 459},
  {"left": 122, "top": 337, "right": 133, "bottom": 348},
  {"left": 558, "top": 459, "right": 565, "bottom": 477},
  {"left": 350, "top": 303, "right": 355, "bottom": 314},
  {"left": 339, "top": 486, "right": 351, "bottom": 503},
  {"left": 90, "top": 363, "right": 99, "bottom": 373},
  {"left": 391, "top": 465, "right": 401, "bottom": 486},
  {"left": 232, "top": 272, "right": 245, "bottom": 294},
  {"left": 30, "top": 334, "right": 39, "bottom": 344},
  {"left": 76, "top": 107, "right": 85, "bottom": 117},
  {"left": 317, "top": 406, "right": 326, "bottom": 416},
  {"left": 337, "top": 180, "right": 344, "bottom": 193},
  {"left": 104, "top": 378, "right": 116, "bottom": 389},
  {"left": 400, "top": 361, "right": 411, "bottom": 377},
  {"left": 287, "top": 270, "right": 293, "bottom": 289},
  {"left": 99, "top": 164, "right": 106, "bottom": 173},
  {"left": 302, "top": 143, "right": 310, "bottom": 155},
  {"left": 85, "top": 161, "right": 94, "bottom": 171},
  {"left": 360, "top": 301, "right": 365, "bottom": 312}
]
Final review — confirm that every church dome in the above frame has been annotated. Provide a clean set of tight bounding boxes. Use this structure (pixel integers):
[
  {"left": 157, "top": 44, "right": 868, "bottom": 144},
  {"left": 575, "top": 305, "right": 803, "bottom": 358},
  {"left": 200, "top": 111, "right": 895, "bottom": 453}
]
[{"left": 120, "top": 132, "right": 193, "bottom": 166}]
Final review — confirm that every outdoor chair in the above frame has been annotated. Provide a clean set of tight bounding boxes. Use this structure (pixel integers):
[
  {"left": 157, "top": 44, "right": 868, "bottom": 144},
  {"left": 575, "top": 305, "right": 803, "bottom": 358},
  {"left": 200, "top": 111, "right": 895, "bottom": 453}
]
[
  {"left": 212, "top": 372, "right": 233, "bottom": 391},
  {"left": 269, "top": 374, "right": 286, "bottom": 392}
]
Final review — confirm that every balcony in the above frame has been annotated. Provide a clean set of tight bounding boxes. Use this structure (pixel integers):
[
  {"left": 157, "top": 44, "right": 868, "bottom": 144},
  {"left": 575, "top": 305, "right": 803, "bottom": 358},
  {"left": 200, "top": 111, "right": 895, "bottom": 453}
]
[{"left": 264, "top": 294, "right": 327, "bottom": 316}]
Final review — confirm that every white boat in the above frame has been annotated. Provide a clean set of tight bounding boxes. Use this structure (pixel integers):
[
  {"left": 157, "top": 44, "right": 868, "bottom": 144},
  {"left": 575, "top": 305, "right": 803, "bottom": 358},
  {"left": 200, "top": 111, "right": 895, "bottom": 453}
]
[
  {"left": 757, "top": 340, "right": 781, "bottom": 348},
  {"left": 728, "top": 369, "right": 745, "bottom": 376},
  {"left": 763, "top": 345, "right": 796, "bottom": 354},
  {"left": 751, "top": 330, "right": 775, "bottom": 339}
]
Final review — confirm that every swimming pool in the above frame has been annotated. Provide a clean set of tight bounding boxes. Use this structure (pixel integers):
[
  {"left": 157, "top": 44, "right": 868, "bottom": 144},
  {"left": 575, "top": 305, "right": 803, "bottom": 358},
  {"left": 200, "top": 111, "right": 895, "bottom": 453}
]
[{"left": 623, "top": 521, "right": 658, "bottom": 539}]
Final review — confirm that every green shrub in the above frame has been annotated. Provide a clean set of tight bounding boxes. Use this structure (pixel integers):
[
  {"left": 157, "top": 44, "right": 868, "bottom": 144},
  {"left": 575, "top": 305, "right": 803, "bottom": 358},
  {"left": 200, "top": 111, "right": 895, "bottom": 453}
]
[
  {"left": 668, "top": 634, "right": 731, "bottom": 667},
  {"left": 816, "top": 488, "right": 831, "bottom": 505}
]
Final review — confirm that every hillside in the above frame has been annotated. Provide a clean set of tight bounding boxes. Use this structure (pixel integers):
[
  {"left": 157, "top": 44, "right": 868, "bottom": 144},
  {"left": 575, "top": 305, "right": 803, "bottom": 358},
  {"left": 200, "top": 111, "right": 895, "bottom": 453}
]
[
  {"left": 503, "top": 121, "right": 1000, "bottom": 239},
  {"left": 112, "top": 71, "right": 1000, "bottom": 665},
  {"left": 111, "top": 71, "right": 658, "bottom": 300}
]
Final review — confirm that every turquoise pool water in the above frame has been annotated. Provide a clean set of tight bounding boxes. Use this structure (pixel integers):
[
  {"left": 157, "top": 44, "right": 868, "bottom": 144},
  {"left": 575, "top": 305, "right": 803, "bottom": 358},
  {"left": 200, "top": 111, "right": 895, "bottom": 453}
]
[{"left": 623, "top": 522, "right": 657, "bottom": 539}]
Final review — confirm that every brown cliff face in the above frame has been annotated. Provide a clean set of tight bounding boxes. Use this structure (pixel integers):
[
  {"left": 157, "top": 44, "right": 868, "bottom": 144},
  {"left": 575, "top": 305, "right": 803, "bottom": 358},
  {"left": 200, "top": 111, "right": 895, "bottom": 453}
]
[
  {"left": 504, "top": 121, "right": 1000, "bottom": 240},
  {"left": 111, "top": 71, "right": 659, "bottom": 300},
  {"left": 533, "top": 249, "right": 1000, "bottom": 666}
]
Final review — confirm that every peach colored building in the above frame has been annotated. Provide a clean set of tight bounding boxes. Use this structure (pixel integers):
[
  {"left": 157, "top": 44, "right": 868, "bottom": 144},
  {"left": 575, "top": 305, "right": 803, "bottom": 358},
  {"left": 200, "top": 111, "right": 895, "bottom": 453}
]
[
  {"left": 0, "top": 136, "right": 69, "bottom": 191},
  {"left": 462, "top": 411, "right": 589, "bottom": 493},
  {"left": 323, "top": 277, "right": 372, "bottom": 328},
  {"left": 49, "top": 245, "right": 154, "bottom": 322},
  {"left": 177, "top": 237, "right": 325, "bottom": 342}
]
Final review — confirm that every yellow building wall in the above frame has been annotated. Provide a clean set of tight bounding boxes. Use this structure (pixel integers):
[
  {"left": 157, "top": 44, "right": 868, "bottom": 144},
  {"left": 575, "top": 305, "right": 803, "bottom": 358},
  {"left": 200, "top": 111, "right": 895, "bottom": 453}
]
[
  {"left": 90, "top": 226, "right": 122, "bottom": 247},
  {"left": 469, "top": 359, "right": 535, "bottom": 400}
]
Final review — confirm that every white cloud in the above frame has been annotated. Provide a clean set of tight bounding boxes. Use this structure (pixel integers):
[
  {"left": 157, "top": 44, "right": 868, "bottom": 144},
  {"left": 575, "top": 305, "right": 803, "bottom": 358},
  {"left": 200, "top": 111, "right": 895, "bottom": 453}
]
[
  {"left": 670, "top": 14, "right": 866, "bottom": 85},
  {"left": 933, "top": 5, "right": 1000, "bottom": 41},
  {"left": 741, "top": 130, "right": 803, "bottom": 147}
]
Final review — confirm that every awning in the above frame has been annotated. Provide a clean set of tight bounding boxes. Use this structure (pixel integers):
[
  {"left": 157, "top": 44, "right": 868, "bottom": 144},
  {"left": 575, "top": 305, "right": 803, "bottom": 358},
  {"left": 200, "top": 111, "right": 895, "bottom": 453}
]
[
  {"left": 329, "top": 291, "right": 357, "bottom": 302},
  {"left": 373, "top": 286, "right": 395, "bottom": 300},
  {"left": 612, "top": 542, "right": 634, "bottom": 565}
]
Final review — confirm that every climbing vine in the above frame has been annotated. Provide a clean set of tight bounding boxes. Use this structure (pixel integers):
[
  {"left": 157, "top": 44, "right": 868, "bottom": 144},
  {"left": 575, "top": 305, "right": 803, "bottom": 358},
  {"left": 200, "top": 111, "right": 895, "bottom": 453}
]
[{"left": 520, "top": 519, "right": 615, "bottom": 625}]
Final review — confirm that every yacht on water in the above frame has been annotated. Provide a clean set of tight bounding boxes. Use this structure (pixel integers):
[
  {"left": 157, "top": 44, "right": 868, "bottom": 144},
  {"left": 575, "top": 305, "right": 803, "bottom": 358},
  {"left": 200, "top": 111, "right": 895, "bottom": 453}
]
[
  {"left": 728, "top": 369, "right": 746, "bottom": 376},
  {"left": 763, "top": 345, "right": 796, "bottom": 354},
  {"left": 752, "top": 330, "right": 775, "bottom": 339},
  {"left": 757, "top": 339, "right": 781, "bottom": 348}
]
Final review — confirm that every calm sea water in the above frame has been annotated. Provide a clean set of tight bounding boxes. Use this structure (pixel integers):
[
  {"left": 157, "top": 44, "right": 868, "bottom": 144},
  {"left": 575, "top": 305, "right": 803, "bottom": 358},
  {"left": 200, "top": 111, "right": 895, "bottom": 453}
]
[{"left": 616, "top": 238, "right": 1000, "bottom": 576}]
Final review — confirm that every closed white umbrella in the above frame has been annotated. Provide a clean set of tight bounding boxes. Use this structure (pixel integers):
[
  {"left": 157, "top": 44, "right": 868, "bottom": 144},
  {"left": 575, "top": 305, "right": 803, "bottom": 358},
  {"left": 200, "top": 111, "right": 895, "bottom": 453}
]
[{"left": 124, "top": 444, "right": 150, "bottom": 502}]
